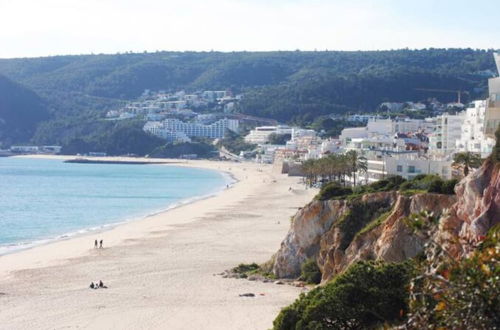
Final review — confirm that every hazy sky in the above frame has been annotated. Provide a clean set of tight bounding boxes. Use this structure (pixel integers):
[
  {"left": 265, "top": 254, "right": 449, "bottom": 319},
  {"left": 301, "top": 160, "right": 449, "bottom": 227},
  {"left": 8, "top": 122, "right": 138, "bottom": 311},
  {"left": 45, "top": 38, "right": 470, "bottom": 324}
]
[{"left": 0, "top": 0, "right": 498, "bottom": 58}]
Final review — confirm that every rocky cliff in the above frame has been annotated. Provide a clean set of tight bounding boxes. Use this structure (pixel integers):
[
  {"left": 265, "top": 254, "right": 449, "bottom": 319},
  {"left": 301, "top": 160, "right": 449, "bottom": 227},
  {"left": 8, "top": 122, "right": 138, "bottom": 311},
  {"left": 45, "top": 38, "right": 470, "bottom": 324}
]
[
  {"left": 272, "top": 161, "right": 500, "bottom": 283},
  {"left": 438, "top": 160, "right": 500, "bottom": 258}
]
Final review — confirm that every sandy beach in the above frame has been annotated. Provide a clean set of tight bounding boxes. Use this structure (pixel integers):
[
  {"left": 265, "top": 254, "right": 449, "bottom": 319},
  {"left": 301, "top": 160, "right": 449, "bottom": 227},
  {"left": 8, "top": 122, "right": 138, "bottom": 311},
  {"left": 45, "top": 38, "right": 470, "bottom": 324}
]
[{"left": 0, "top": 156, "right": 316, "bottom": 329}]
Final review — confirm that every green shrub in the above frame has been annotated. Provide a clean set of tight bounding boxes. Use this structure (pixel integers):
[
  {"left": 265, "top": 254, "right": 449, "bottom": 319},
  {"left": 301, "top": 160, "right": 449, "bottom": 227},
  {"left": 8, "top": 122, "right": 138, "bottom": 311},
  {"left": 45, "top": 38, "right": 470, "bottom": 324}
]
[
  {"left": 231, "top": 262, "right": 277, "bottom": 279},
  {"left": 355, "top": 175, "right": 406, "bottom": 195},
  {"left": 399, "top": 174, "right": 455, "bottom": 194},
  {"left": 232, "top": 263, "right": 259, "bottom": 274},
  {"left": 356, "top": 209, "right": 392, "bottom": 237},
  {"left": 273, "top": 261, "right": 414, "bottom": 330},
  {"left": 441, "top": 179, "right": 458, "bottom": 195},
  {"left": 316, "top": 182, "right": 353, "bottom": 200},
  {"left": 427, "top": 178, "right": 445, "bottom": 193},
  {"left": 492, "top": 124, "right": 500, "bottom": 163},
  {"left": 336, "top": 201, "right": 392, "bottom": 250},
  {"left": 300, "top": 259, "right": 322, "bottom": 284}
]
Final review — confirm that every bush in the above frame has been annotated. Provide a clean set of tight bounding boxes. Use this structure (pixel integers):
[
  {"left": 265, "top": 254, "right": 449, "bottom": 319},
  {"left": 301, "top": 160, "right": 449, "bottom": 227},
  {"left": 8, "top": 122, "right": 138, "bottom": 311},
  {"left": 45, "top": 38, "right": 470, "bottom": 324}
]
[
  {"left": 336, "top": 201, "right": 392, "bottom": 250},
  {"left": 441, "top": 179, "right": 458, "bottom": 195},
  {"left": 273, "top": 261, "right": 414, "bottom": 330},
  {"left": 407, "top": 225, "right": 500, "bottom": 328},
  {"left": 232, "top": 263, "right": 259, "bottom": 274},
  {"left": 427, "top": 178, "right": 445, "bottom": 193},
  {"left": 354, "top": 175, "right": 406, "bottom": 195},
  {"left": 399, "top": 174, "right": 456, "bottom": 194},
  {"left": 492, "top": 124, "right": 500, "bottom": 163},
  {"left": 316, "top": 182, "right": 353, "bottom": 200},
  {"left": 300, "top": 259, "right": 322, "bottom": 284}
]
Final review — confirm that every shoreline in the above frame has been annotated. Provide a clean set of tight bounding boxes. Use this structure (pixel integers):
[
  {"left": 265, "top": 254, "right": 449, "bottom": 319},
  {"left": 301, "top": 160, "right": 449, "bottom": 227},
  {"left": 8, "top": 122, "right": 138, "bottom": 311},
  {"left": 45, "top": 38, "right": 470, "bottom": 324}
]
[
  {"left": 0, "top": 155, "right": 238, "bottom": 271},
  {"left": 0, "top": 155, "right": 317, "bottom": 329},
  {"left": 0, "top": 155, "right": 237, "bottom": 257}
]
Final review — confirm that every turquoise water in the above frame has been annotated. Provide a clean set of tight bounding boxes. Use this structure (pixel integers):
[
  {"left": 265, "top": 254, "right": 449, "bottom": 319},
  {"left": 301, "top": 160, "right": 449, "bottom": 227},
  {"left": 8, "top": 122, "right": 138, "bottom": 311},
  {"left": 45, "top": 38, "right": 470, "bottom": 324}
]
[{"left": 0, "top": 158, "right": 229, "bottom": 254}]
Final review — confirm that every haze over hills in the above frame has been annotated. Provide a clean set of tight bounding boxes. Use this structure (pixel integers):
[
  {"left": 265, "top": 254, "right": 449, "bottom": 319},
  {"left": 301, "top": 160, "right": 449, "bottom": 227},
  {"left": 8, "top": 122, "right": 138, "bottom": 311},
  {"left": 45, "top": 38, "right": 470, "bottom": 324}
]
[
  {"left": 0, "top": 48, "right": 497, "bottom": 147},
  {"left": 0, "top": 74, "right": 49, "bottom": 146}
]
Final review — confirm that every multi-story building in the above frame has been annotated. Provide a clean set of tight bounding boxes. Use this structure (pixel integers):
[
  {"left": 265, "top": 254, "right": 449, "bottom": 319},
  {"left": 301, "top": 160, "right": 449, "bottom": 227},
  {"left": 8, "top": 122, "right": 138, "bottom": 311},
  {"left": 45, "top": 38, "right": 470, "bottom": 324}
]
[
  {"left": 456, "top": 100, "right": 496, "bottom": 157},
  {"left": 428, "top": 112, "right": 465, "bottom": 156},
  {"left": 144, "top": 118, "right": 239, "bottom": 142},
  {"left": 484, "top": 52, "right": 500, "bottom": 138},
  {"left": 339, "top": 118, "right": 393, "bottom": 145},
  {"left": 244, "top": 125, "right": 293, "bottom": 144},
  {"left": 385, "top": 154, "right": 453, "bottom": 180},
  {"left": 392, "top": 118, "right": 435, "bottom": 134}
]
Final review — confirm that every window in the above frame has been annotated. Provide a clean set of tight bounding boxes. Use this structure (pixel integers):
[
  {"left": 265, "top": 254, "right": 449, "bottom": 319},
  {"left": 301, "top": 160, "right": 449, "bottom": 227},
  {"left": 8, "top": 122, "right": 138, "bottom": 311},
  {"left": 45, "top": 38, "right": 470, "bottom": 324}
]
[
  {"left": 397, "top": 165, "right": 403, "bottom": 172},
  {"left": 408, "top": 166, "right": 416, "bottom": 173}
]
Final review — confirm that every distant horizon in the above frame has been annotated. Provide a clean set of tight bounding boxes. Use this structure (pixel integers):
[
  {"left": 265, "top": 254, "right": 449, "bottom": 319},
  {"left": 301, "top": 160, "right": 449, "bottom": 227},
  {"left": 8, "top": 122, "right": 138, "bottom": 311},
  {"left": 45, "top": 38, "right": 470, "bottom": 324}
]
[{"left": 1, "top": 47, "right": 499, "bottom": 60}]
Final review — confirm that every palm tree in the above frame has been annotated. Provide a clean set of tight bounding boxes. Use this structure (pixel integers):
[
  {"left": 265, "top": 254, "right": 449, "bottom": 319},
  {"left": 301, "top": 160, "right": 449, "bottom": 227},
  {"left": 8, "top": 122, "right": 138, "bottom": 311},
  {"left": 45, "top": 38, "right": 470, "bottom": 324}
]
[
  {"left": 357, "top": 156, "right": 368, "bottom": 184},
  {"left": 345, "top": 150, "right": 367, "bottom": 186},
  {"left": 453, "top": 152, "right": 482, "bottom": 177}
]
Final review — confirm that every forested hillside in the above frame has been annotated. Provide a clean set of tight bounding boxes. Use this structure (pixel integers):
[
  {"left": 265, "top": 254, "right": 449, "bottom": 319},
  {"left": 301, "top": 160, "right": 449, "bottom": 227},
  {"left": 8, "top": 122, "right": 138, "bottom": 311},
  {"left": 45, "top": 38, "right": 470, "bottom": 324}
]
[
  {"left": 0, "top": 48, "right": 496, "bottom": 146},
  {"left": 0, "top": 74, "right": 50, "bottom": 146}
]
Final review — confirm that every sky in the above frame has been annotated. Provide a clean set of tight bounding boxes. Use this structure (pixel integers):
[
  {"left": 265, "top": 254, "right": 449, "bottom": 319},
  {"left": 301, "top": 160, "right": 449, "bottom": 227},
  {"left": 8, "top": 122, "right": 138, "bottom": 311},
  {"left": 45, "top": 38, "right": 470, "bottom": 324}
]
[{"left": 0, "top": 0, "right": 498, "bottom": 58}]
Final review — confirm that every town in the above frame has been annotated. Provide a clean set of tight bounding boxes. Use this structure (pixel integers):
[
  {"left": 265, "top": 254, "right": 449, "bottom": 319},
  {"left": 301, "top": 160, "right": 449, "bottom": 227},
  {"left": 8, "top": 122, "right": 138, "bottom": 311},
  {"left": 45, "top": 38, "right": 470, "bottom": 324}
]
[{"left": 5, "top": 53, "right": 500, "bottom": 185}]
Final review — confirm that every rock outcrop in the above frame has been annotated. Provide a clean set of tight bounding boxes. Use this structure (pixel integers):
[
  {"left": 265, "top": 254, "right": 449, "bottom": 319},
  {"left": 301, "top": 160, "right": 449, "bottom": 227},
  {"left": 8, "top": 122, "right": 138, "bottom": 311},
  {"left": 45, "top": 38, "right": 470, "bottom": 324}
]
[
  {"left": 272, "top": 161, "right": 500, "bottom": 283},
  {"left": 272, "top": 190, "right": 456, "bottom": 281},
  {"left": 318, "top": 192, "right": 455, "bottom": 282},
  {"left": 438, "top": 160, "right": 500, "bottom": 258}
]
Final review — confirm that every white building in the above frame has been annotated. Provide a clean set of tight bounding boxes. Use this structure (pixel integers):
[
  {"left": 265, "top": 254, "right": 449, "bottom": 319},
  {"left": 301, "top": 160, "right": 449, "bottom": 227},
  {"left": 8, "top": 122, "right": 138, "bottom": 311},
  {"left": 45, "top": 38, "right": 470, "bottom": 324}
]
[
  {"left": 456, "top": 100, "right": 496, "bottom": 157},
  {"left": 244, "top": 125, "right": 293, "bottom": 144},
  {"left": 339, "top": 127, "right": 368, "bottom": 143},
  {"left": 344, "top": 136, "right": 406, "bottom": 153},
  {"left": 485, "top": 52, "right": 500, "bottom": 138},
  {"left": 392, "top": 118, "right": 435, "bottom": 134},
  {"left": 10, "top": 146, "right": 39, "bottom": 153},
  {"left": 366, "top": 119, "right": 393, "bottom": 137},
  {"left": 144, "top": 118, "right": 239, "bottom": 142},
  {"left": 428, "top": 112, "right": 465, "bottom": 156},
  {"left": 347, "top": 114, "right": 381, "bottom": 122},
  {"left": 385, "top": 155, "right": 453, "bottom": 180},
  {"left": 291, "top": 128, "right": 316, "bottom": 140}
]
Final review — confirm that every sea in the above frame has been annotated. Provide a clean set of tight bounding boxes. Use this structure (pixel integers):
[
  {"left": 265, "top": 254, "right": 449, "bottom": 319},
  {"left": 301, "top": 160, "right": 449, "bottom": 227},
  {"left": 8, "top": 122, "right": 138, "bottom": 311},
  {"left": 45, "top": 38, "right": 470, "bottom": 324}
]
[{"left": 0, "top": 157, "right": 231, "bottom": 255}]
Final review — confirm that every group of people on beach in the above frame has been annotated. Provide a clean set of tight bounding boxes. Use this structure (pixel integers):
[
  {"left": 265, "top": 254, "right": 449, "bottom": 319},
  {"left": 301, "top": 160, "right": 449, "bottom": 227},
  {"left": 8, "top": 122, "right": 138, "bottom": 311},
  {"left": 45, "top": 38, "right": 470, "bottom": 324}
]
[
  {"left": 94, "top": 239, "right": 103, "bottom": 249},
  {"left": 89, "top": 280, "right": 107, "bottom": 289},
  {"left": 90, "top": 240, "right": 106, "bottom": 289}
]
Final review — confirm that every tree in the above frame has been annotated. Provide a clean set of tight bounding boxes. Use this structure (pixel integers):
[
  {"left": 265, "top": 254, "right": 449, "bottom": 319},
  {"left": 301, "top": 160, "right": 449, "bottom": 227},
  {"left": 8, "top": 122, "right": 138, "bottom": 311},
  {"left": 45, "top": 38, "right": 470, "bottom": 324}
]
[
  {"left": 273, "top": 261, "right": 413, "bottom": 330},
  {"left": 346, "top": 150, "right": 367, "bottom": 186},
  {"left": 453, "top": 152, "right": 482, "bottom": 176}
]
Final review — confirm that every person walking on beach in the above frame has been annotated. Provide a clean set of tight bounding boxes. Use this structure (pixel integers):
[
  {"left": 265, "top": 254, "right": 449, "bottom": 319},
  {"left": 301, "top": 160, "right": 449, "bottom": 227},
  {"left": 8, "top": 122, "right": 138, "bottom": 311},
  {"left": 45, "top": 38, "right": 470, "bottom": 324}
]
[
  {"left": 99, "top": 239, "right": 103, "bottom": 248},
  {"left": 94, "top": 240, "right": 98, "bottom": 249}
]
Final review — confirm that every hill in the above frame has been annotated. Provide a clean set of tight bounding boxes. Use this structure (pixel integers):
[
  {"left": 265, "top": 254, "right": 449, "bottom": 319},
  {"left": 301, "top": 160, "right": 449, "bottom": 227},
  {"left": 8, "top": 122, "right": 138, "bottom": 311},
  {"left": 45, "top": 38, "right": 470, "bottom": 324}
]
[
  {"left": 0, "top": 49, "right": 497, "bottom": 145},
  {"left": 0, "top": 74, "right": 50, "bottom": 146}
]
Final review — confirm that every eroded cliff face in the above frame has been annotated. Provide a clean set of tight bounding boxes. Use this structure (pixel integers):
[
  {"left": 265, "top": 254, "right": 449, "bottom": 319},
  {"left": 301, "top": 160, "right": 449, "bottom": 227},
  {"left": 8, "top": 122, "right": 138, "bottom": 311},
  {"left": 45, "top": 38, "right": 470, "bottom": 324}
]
[
  {"left": 438, "top": 161, "right": 500, "bottom": 258},
  {"left": 272, "top": 162, "right": 500, "bottom": 283},
  {"left": 318, "top": 193, "right": 455, "bottom": 282},
  {"left": 272, "top": 198, "right": 351, "bottom": 278}
]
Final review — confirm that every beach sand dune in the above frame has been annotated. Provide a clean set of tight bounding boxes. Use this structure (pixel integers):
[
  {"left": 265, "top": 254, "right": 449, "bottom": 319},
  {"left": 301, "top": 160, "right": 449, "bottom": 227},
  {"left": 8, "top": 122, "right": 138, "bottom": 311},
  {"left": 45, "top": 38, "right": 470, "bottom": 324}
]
[{"left": 0, "top": 158, "right": 316, "bottom": 329}]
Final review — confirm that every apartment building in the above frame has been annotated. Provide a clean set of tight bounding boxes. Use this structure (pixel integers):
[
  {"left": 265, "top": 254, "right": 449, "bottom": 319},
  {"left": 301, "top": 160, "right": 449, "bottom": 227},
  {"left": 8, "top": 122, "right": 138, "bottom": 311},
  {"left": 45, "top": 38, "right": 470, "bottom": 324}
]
[
  {"left": 244, "top": 125, "right": 293, "bottom": 144},
  {"left": 484, "top": 52, "right": 500, "bottom": 138},
  {"left": 385, "top": 155, "right": 453, "bottom": 180},
  {"left": 144, "top": 118, "right": 239, "bottom": 142},
  {"left": 456, "top": 100, "right": 496, "bottom": 157},
  {"left": 428, "top": 112, "right": 465, "bottom": 156}
]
